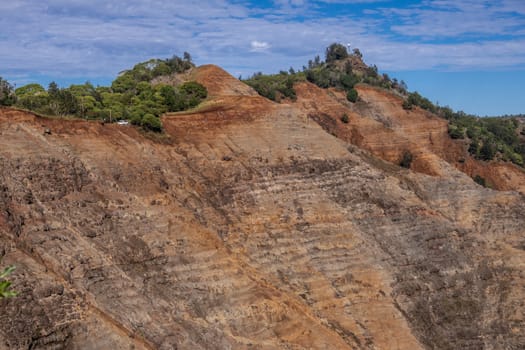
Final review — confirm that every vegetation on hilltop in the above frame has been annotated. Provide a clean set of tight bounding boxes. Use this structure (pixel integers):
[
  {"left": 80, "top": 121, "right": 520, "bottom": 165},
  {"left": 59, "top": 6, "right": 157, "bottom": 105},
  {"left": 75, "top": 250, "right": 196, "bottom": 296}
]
[
  {"left": 0, "top": 52, "right": 207, "bottom": 132},
  {"left": 242, "top": 70, "right": 303, "bottom": 102},
  {"left": 243, "top": 43, "right": 407, "bottom": 104}
]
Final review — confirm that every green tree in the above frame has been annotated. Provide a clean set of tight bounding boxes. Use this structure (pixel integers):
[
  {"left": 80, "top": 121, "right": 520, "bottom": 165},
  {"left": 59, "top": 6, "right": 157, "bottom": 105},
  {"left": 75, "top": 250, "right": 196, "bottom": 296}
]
[
  {"left": 48, "top": 81, "right": 59, "bottom": 97},
  {"left": 57, "top": 88, "right": 79, "bottom": 115},
  {"left": 78, "top": 95, "right": 98, "bottom": 119},
  {"left": 157, "top": 84, "right": 178, "bottom": 111},
  {"left": 15, "top": 83, "right": 46, "bottom": 96},
  {"left": 15, "top": 83, "right": 48, "bottom": 111},
  {"left": 152, "top": 61, "right": 171, "bottom": 78},
  {"left": 480, "top": 140, "right": 497, "bottom": 161},
  {"left": 47, "top": 81, "right": 61, "bottom": 115},
  {"left": 112, "top": 73, "right": 137, "bottom": 93},
  {"left": 0, "top": 77, "right": 16, "bottom": 106},
  {"left": 340, "top": 73, "right": 359, "bottom": 90},
  {"left": 325, "top": 43, "right": 349, "bottom": 63},
  {"left": 142, "top": 113, "right": 162, "bottom": 132},
  {"left": 402, "top": 99, "right": 413, "bottom": 110},
  {"left": 179, "top": 81, "right": 208, "bottom": 108},
  {"left": 448, "top": 125, "right": 465, "bottom": 139}
]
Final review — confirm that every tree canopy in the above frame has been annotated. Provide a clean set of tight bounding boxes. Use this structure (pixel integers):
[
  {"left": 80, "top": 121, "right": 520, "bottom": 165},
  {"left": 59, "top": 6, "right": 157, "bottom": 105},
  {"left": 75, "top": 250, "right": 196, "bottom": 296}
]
[
  {"left": 325, "top": 43, "right": 349, "bottom": 63},
  {"left": 2, "top": 53, "right": 207, "bottom": 132}
]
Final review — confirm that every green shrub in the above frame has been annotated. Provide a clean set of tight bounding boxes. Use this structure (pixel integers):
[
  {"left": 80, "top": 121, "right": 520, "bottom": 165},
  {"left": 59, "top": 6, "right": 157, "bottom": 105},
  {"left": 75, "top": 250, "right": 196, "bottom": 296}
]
[
  {"left": 448, "top": 125, "right": 465, "bottom": 139},
  {"left": 346, "top": 88, "right": 358, "bottom": 103},
  {"left": 468, "top": 140, "right": 480, "bottom": 156},
  {"left": 399, "top": 151, "right": 413, "bottom": 168},
  {"left": 473, "top": 175, "right": 487, "bottom": 187},
  {"left": 178, "top": 81, "right": 208, "bottom": 109},
  {"left": 244, "top": 72, "right": 302, "bottom": 102},
  {"left": 142, "top": 113, "right": 162, "bottom": 132},
  {"left": 0, "top": 265, "right": 17, "bottom": 299},
  {"left": 305, "top": 67, "right": 331, "bottom": 88},
  {"left": 341, "top": 114, "right": 349, "bottom": 124},
  {"left": 510, "top": 152, "right": 524, "bottom": 166},
  {"left": 407, "top": 92, "right": 435, "bottom": 113},
  {"left": 179, "top": 81, "right": 207, "bottom": 100},
  {"left": 480, "top": 140, "right": 497, "bottom": 161},
  {"left": 340, "top": 74, "right": 359, "bottom": 89}
]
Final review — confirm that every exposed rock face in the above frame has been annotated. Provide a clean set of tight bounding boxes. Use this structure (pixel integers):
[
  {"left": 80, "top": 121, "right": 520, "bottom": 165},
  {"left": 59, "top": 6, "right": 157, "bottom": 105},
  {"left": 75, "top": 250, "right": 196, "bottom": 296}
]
[{"left": 1, "top": 67, "right": 524, "bottom": 349}]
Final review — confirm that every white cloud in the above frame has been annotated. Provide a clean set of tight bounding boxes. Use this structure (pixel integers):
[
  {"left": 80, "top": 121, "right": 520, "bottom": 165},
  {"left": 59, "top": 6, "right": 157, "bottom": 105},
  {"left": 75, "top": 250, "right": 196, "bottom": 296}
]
[
  {"left": 318, "top": 0, "right": 390, "bottom": 3},
  {"left": 250, "top": 41, "right": 271, "bottom": 52}
]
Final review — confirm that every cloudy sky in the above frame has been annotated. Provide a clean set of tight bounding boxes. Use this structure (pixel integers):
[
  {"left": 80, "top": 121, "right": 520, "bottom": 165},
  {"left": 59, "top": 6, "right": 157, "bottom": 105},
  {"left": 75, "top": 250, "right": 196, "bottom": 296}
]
[{"left": 1, "top": 0, "right": 524, "bottom": 115}]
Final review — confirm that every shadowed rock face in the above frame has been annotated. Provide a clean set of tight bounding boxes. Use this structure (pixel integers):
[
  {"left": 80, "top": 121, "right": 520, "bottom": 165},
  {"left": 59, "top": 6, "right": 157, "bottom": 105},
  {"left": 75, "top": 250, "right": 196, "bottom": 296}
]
[{"left": 1, "top": 66, "right": 524, "bottom": 350}]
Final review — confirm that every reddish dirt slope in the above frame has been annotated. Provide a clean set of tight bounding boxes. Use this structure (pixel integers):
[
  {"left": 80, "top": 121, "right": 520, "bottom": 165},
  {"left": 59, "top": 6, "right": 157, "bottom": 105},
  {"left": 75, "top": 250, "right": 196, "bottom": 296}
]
[
  {"left": 292, "top": 81, "right": 525, "bottom": 193},
  {"left": 192, "top": 64, "right": 259, "bottom": 98}
]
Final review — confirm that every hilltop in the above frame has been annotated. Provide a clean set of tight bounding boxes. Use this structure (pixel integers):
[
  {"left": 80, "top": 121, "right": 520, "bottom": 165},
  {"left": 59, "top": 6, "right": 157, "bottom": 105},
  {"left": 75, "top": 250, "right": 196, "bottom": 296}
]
[{"left": 1, "top": 49, "right": 525, "bottom": 349}]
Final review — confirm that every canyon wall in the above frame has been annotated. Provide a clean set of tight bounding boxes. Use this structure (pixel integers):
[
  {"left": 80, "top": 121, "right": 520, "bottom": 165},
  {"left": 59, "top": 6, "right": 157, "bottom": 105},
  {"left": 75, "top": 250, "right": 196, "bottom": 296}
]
[{"left": 1, "top": 66, "right": 524, "bottom": 349}]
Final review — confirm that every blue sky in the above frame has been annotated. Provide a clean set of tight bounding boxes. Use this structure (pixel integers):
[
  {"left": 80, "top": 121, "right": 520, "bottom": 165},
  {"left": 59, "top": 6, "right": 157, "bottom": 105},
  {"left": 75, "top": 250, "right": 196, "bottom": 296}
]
[{"left": 1, "top": 0, "right": 524, "bottom": 116}]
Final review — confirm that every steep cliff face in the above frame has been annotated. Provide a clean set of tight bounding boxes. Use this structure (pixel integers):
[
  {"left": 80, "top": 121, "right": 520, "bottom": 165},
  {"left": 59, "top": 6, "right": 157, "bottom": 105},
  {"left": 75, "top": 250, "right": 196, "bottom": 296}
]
[{"left": 1, "top": 66, "right": 524, "bottom": 350}]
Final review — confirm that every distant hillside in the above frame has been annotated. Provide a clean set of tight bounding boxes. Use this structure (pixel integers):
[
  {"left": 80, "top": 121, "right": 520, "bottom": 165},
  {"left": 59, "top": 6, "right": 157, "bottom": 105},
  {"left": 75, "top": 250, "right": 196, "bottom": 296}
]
[
  {"left": 2, "top": 44, "right": 523, "bottom": 168},
  {"left": 243, "top": 43, "right": 525, "bottom": 170}
]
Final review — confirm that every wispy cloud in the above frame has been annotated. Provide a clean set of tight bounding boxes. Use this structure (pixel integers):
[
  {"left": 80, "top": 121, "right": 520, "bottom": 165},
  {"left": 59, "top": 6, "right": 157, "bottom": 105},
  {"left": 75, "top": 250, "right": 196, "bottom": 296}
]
[
  {"left": 387, "top": 0, "right": 525, "bottom": 39},
  {"left": 0, "top": 0, "right": 524, "bottom": 86}
]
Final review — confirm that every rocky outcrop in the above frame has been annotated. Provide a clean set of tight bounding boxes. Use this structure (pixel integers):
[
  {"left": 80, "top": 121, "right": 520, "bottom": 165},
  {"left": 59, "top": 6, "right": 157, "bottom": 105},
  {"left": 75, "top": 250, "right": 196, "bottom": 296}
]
[{"left": 1, "top": 66, "right": 524, "bottom": 349}]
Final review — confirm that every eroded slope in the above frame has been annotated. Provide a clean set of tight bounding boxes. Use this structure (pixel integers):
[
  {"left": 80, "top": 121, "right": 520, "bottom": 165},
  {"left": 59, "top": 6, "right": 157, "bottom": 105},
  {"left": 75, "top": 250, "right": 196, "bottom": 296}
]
[{"left": 1, "top": 67, "right": 524, "bottom": 350}]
